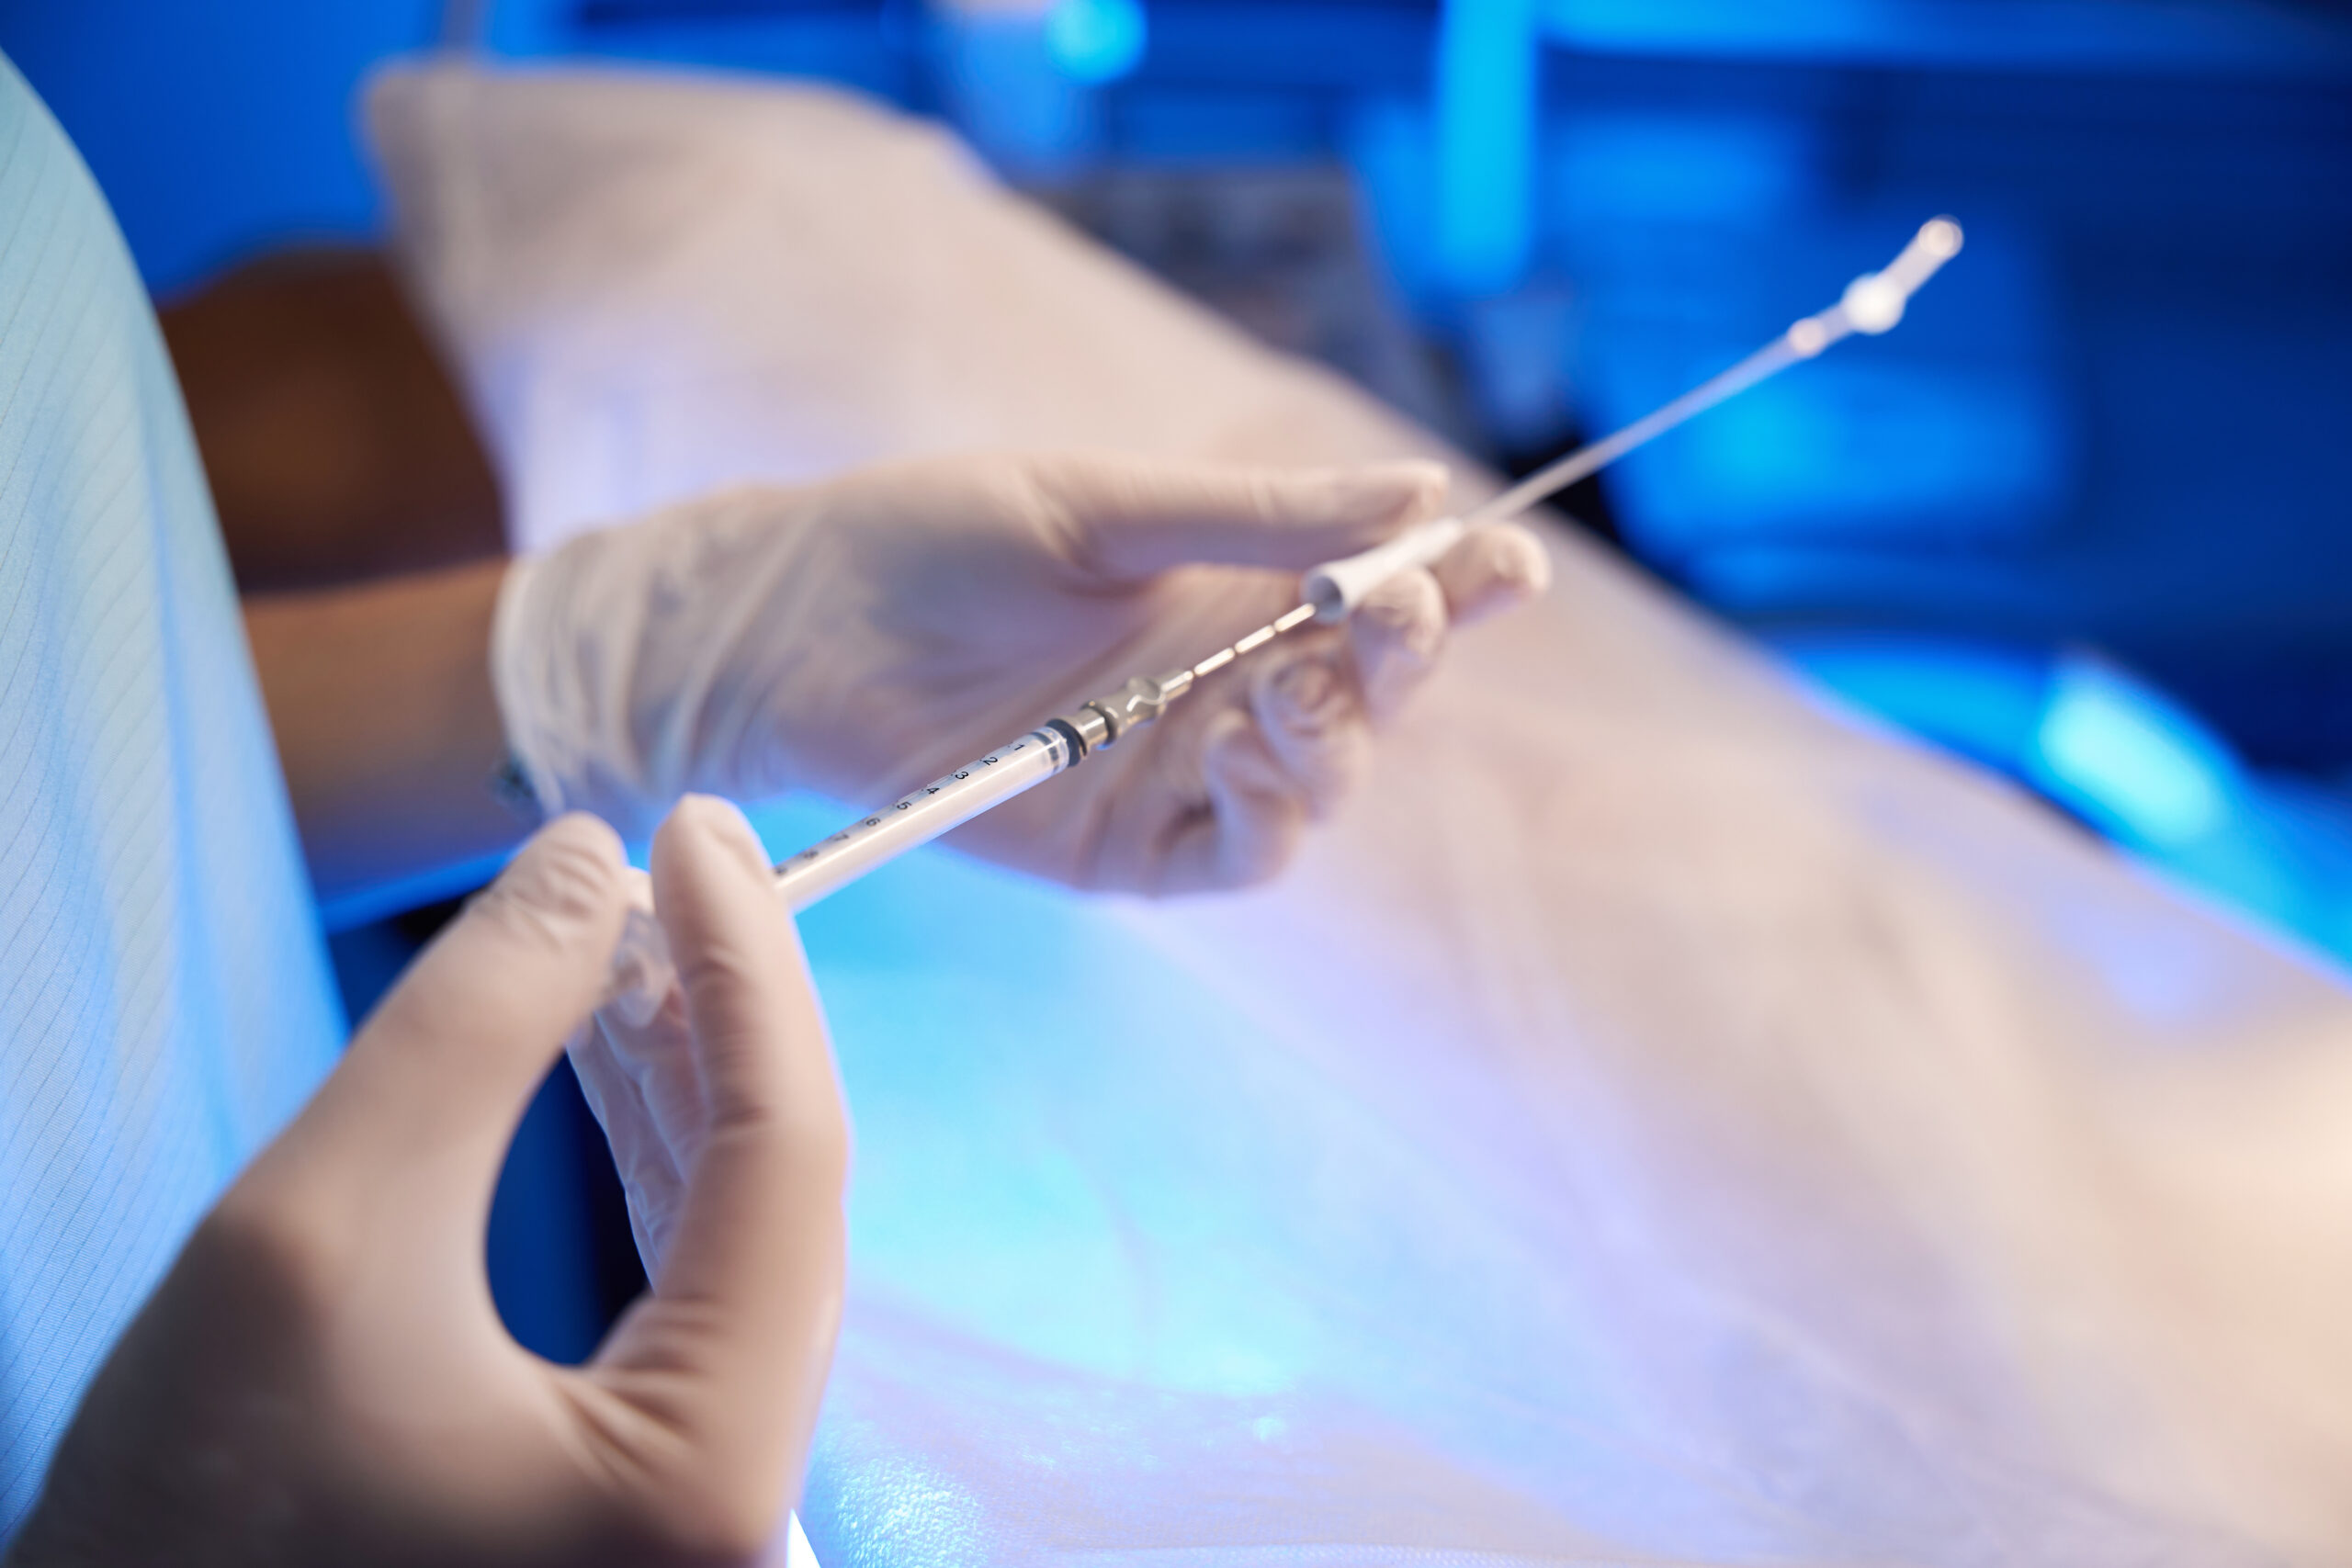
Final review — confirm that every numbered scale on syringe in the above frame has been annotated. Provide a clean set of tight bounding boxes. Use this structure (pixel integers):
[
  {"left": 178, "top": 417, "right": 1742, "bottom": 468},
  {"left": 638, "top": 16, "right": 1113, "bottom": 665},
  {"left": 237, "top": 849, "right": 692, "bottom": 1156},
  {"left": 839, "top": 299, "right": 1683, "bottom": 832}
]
[{"left": 771, "top": 728, "right": 1075, "bottom": 911}]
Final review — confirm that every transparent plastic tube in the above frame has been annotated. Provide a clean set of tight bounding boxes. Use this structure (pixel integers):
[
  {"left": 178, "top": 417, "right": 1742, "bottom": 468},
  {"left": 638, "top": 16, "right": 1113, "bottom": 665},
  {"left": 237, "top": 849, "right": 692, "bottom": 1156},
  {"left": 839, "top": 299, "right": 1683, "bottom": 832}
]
[{"left": 603, "top": 727, "right": 1071, "bottom": 1024}]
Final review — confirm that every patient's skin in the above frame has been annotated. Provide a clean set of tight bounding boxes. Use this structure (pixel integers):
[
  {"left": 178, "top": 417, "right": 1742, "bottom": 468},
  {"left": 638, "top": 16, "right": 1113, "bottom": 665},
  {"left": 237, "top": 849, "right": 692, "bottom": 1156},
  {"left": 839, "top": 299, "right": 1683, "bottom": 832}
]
[
  {"left": 243, "top": 558, "right": 525, "bottom": 899},
  {"left": 6, "top": 802, "right": 846, "bottom": 1568},
  {"left": 172, "top": 250, "right": 534, "bottom": 894}
]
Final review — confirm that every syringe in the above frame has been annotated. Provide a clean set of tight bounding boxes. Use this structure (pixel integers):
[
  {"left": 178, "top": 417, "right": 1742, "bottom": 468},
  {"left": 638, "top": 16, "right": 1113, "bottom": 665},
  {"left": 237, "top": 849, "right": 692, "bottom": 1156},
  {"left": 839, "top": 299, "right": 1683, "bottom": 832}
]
[
  {"left": 603, "top": 218, "right": 1962, "bottom": 1021},
  {"left": 605, "top": 604, "right": 1326, "bottom": 1021}
]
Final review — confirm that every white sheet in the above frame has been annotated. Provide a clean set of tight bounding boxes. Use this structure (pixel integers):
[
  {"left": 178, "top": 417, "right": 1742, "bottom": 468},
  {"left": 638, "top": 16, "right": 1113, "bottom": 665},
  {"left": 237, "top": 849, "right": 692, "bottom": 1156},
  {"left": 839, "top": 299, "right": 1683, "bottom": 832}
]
[{"left": 370, "top": 62, "right": 2352, "bottom": 1563}]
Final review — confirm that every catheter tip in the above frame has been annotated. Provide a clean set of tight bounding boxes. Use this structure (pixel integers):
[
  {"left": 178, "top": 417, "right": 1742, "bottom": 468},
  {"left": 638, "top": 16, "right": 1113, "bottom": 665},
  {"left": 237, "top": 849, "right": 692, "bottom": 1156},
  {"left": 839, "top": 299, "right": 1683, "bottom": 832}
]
[
  {"left": 1840, "top": 272, "right": 1909, "bottom": 334},
  {"left": 1918, "top": 216, "right": 1964, "bottom": 257}
]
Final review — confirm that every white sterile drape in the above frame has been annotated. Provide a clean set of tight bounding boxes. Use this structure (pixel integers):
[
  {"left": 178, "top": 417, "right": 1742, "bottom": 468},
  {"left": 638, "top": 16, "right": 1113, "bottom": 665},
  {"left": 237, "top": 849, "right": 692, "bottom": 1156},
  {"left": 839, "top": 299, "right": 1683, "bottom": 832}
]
[{"left": 370, "top": 62, "right": 2352, "bottom": 1564}]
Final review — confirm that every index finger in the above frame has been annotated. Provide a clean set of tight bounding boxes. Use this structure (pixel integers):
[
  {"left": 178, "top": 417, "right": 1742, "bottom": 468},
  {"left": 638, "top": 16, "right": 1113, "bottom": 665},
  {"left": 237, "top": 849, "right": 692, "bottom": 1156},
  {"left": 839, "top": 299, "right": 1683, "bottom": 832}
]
[
  {"left": 591, "top": 797, "right": 846, "bottom": 1506},
  {"left": 1032, "top": 453, "right": 1448, "bottom": 580}
]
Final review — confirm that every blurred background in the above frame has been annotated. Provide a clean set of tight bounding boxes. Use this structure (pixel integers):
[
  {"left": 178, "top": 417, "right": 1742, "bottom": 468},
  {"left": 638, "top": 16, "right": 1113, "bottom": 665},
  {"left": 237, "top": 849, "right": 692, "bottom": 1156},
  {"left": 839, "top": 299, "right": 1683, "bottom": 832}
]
[{"left": 5, "top": 0, "right": 2349, "bottom": 1356}]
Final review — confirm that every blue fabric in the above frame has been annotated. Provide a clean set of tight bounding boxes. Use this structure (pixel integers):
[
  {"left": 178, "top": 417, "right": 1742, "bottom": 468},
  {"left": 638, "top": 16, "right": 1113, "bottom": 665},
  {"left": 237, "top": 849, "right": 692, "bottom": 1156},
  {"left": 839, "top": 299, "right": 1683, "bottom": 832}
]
[{"left": 0, "top": 53, "right": 343, "bottom": 1536}]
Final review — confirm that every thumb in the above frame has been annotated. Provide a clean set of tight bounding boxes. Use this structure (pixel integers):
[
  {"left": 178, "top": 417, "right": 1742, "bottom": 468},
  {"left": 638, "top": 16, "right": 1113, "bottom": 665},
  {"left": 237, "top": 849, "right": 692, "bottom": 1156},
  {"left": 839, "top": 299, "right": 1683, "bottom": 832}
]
[
  {"left": 1035, "top": 454, "right": 1449, "bottom": 581},
  {"left": 265, "top": 814, "right": 632, "bottom": 1235}
]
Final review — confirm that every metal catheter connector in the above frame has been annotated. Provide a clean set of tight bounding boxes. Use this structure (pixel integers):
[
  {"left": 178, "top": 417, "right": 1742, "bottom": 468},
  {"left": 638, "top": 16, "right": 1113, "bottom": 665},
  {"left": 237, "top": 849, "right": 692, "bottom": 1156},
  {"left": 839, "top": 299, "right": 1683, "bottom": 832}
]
[
  {"left": 1048, "top": 669, "right": 1198, "bottom": 759},
  {"left": 1047, "top": 600, "right": 1327, "bottom": 761}
]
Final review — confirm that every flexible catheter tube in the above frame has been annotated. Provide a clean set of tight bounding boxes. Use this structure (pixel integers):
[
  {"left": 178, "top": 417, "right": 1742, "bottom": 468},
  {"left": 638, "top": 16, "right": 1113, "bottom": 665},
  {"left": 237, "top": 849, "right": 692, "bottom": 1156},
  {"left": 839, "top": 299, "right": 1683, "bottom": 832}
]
[{"left": 1300, "top": 218, "right": 1963, "bottom": 623}]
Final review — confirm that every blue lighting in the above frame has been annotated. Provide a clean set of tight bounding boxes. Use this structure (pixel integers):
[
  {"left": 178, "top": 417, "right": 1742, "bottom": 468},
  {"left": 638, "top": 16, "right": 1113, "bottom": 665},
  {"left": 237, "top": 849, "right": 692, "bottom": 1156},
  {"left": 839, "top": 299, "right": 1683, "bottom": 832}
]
[
  {"left": 1044, "top": 0, "right": 1148, "bottom": 86},
  {"left": 1550, "top": 111, "right": 1815, "bottom": 227},
  {"left": 1538, "top": 0, "right": 2352, "bottom": 73},
  {"left": 1772, "top": 633, "right": 2049, "bottom": 773},
  {"left": 1619, "top": 358, "right": 2068, "bottom": 559},
  {"left": 2031, "top": 658, "right": 2235, "bottom": 851},
  {"left": 1785, "top": 637, "right": 2352, "bottom": 973},
  {"left": 737, "top": 793, "right": 1329, "bottom": 1399},
  {"left": 1435, "top": 0, "right": 1540, "bottom": 295},
  {"left": 933, "top": 6, "right": 1104, "bottom": 175}
]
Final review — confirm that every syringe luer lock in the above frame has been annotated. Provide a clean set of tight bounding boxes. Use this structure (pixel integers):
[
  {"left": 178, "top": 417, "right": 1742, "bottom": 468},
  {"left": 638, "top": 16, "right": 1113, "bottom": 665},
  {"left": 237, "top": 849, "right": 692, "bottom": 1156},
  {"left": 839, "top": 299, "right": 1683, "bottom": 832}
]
[{"left": 604, "top": 218, "right": 1964, "bottom": 1021}]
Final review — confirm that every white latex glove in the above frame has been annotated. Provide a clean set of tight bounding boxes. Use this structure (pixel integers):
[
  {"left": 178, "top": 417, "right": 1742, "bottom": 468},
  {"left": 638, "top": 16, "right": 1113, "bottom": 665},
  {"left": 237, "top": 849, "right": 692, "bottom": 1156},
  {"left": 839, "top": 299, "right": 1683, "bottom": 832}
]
[
  {"left": 493, "top": 452, "right": 1548, "bottom": 892},
  {"left": 9, "top": 807, "right": 845, "bottom": 1567},
  {"left": 571, "top": 880, "right": 724, "bottom": 1275}
]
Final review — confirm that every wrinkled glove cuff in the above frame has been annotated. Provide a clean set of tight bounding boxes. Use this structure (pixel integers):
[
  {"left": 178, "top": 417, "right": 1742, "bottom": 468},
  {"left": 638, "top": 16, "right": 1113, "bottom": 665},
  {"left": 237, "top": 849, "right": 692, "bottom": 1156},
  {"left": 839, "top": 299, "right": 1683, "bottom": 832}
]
[
  {"left": 489, "top": 550, "right": 576, "bottom": 825},
  {"left": 490, "top": 544, "right": 679, "bottom": 845},
  {"left": 488, "top": 508, "right": 776, "bottom": 846}
]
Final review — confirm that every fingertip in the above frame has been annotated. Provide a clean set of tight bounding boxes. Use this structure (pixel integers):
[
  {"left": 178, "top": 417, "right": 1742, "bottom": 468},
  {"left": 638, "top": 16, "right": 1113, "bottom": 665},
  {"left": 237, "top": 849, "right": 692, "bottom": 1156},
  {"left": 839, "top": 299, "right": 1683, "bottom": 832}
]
[
  {"left": 544, "top": 810, "right": 630, "bottom": 863},
  {"left": 1354, "top": 566, "right": 1447, "bottom": 656},
  {"left": 1498, "top": 522, "right": 1554, "bottom": 596},
  {"left": 1436, "top": 522, "right": 1552, "bottom": 626},
  {"left": 480, "top": 811, "right": 631, "bottom": 944},
  {"left": 654, "top": 794, "right": 774, "bottom": 889}
]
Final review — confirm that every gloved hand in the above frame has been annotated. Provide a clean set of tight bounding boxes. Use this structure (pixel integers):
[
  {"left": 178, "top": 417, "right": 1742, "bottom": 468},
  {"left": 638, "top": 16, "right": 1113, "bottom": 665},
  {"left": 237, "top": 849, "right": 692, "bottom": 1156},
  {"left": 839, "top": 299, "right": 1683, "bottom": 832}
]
[
  {"left": 493, "top": 452, "right": 1548, "bottom": 892},
  {"left": 8, "top": 803, "right": 845, "bottom": 1568}
]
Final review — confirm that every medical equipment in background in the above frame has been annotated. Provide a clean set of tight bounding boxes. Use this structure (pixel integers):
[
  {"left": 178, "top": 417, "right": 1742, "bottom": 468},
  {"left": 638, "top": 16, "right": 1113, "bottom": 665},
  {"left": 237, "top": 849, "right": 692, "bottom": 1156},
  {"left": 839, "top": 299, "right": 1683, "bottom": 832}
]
[{"left": 602, "top": 218, "right": 1962, "bottom": 1018}]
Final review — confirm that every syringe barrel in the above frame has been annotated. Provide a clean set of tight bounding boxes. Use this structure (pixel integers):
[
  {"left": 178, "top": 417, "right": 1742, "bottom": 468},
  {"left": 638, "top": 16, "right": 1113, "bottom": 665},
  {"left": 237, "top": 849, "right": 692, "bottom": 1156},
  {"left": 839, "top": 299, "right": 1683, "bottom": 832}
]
[
  {"left": 599, "top": 725, "right": 1072, "bottom": 1025},
  {"left": 771, "top": 726, "right": 1071, "bottom": 910}
]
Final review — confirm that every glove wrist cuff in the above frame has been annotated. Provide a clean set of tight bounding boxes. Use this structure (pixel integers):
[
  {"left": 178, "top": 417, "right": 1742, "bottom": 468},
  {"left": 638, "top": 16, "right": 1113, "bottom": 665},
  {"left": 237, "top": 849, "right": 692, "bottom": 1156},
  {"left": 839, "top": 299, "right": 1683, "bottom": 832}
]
[{"left": 488, "top": 550, "right": 575, "bottom": 826}]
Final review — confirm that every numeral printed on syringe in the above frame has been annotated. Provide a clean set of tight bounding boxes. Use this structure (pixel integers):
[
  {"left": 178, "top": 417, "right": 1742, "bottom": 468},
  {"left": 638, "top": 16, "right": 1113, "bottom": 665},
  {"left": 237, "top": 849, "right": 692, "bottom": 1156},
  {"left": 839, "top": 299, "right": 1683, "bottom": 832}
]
[{"left": 784, "top": 737, "right": 1041, "bottom": 867}]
